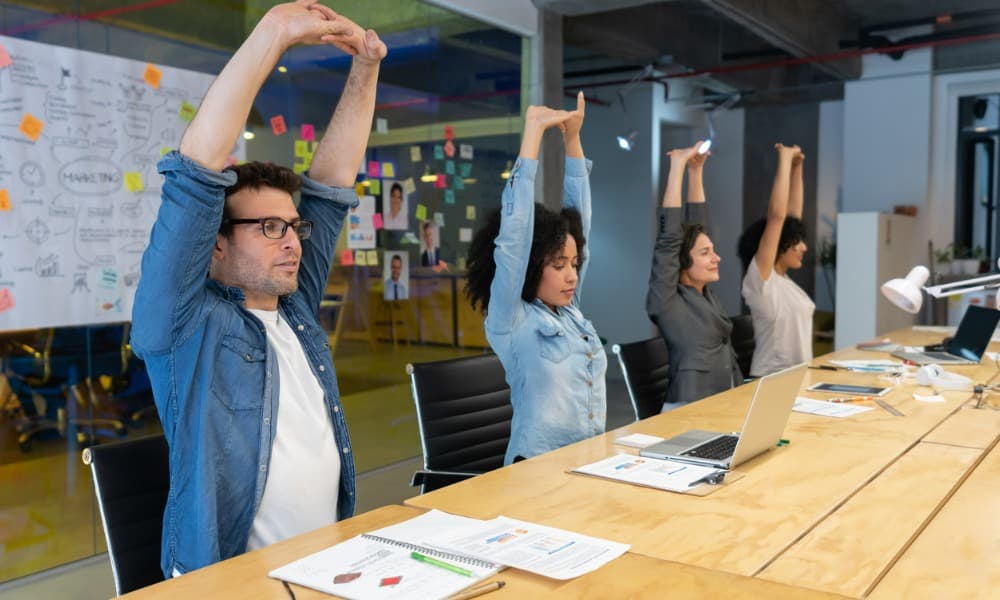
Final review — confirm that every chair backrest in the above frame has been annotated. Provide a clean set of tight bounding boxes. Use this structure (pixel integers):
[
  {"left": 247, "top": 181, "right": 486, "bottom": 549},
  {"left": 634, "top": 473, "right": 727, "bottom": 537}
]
[
  {"left": 730, "top": 314, "right": 756, "bottom": 380},
  {"left": 407, "top": 354, "right": 512, "bottom": 475},
  {"left": 611, "top": 336, "right": 670, "bottom": 421},
  {"left": 83, "top": 434, "right": 168, "bottom": 595}
]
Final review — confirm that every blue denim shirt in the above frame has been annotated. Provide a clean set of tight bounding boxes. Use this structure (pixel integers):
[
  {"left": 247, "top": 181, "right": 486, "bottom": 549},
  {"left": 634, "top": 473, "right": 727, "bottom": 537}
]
[
  {"left": 486, "top": 157, "right": 607, "bottom": 465},
  {"left": 131, "top": 152, "right": 357, "bottom": 577}
]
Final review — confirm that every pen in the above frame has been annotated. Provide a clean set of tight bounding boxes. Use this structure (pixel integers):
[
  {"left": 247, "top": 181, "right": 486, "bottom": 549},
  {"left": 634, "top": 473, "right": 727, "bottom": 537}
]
[
  {"left": 410, "top": 551, "right": 473, "bottom": 577},
  {"left": 449, "top": 580, "right": 505, "bottom": 600},
  {"left": 688, "top": 470, "right": 726, "bottom": 487},
  {"left": 827, "top": 396, "right": 875, "bottom": 403},
  {"left": 808, "top": 365, "right": 841, "bottom": 371}
]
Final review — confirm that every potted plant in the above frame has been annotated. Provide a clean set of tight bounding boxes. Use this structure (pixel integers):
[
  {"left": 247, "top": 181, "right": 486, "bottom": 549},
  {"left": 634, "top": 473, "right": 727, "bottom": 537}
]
[
  {"left": 933, "top": 244, "right": 952, "bottom": 276},
  {"left": 952, "top": 244, "right": 980, "bottom": 275}
]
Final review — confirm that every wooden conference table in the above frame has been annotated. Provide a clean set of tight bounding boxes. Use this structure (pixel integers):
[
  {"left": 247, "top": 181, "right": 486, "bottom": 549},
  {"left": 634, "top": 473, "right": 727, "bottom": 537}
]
[{"left": 125, "top": 328, "right": 1000, "bottom": 598}]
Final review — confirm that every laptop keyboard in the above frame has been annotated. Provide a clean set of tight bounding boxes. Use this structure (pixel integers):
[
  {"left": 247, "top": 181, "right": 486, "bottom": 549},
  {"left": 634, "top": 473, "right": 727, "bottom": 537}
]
[{"left": 681, "top": 435, "right": 739, "bottom": 460}]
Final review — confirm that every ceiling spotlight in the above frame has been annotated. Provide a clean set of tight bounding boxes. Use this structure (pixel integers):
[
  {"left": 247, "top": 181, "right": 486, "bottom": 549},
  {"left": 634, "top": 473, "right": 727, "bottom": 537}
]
[
  {"left": 697, "top": 139, "right": 712, "bottom": 154},
  {"left": 420, "top": 164, "right": 437, "bottom": 183},
  {"left": 277, "top": 65, "right": 288, "bottom": 73},
  {"left": 242, "top": 130, "right": 255, "bottom": 140},
  {"left": 617, "top": 130, "right": 639, "bottom": 151},
  {"left": 500, "top": 160, "right": 512, "bottom": 180}
]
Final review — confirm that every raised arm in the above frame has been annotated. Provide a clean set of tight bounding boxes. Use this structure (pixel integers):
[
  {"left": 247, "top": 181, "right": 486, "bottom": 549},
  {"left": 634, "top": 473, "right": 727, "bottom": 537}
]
[
  {"left": 485, "top": 105, "right": 576, "bottom": 334},
  {"left": 754, "top": 143, "right": 799, "bottom": 280},
  {"left": 647, "top": 145, "right": 700, "bottom": 315},
  {"left": 788, "top": 149, "right": 804, "bottom": 219},
  {"left": 559, "top": 92, "right": 593, "bottom": 299},
  {"left": 179, "top": 1, "right": 359, "bottom": 171}
]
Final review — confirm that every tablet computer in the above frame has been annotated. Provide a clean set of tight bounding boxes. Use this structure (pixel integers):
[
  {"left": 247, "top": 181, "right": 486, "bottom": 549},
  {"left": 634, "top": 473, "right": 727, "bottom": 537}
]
[{"left": 806, "top": 382, "right": 891, "bottom": 397}]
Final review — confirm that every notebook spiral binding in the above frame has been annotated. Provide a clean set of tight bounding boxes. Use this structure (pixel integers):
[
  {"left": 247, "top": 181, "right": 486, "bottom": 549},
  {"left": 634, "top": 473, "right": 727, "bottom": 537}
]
[{"left": 361, "top": 534, "right": 500, "bottom": 570}]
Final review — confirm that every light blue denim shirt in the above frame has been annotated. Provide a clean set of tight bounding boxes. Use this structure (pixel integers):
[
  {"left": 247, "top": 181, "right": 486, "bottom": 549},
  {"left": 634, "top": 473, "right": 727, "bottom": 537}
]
[
  {"left": 486, "top": 157, "right": 607, "bottom": 465},
  {"left": 131, "top": 152, "right": 357, "bottom": 577}
]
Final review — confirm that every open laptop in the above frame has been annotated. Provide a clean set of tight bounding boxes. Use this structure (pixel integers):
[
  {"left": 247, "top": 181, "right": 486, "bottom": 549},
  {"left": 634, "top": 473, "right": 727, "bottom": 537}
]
[
  {"left": 891, "top": 305, "right": 1000, "bottom": 365},
  {"left": 639, "top": 364, "right": 806, "bottom": 470}
]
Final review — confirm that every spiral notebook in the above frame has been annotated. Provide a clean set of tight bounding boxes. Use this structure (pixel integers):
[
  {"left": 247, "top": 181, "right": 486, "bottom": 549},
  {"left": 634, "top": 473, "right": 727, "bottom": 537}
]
[{"left": 268, "top": 511, "right": 501, "bottom": 600}]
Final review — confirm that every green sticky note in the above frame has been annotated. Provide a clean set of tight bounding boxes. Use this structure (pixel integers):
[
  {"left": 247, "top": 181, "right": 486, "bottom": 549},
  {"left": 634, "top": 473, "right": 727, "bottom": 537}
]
[
  {"left": 433, "top": 145, "right": 444, "bottom": 160},
  {"left": 416, "top": 204, "right": 428, "bottom": 220},
  {"left": 445, "top": 160, "right": 455, "bottom": 175},
  {"left": 454, "top": 177, "right": 465, "bottom": 191},
  {"left": 444, "top": 190, "right": 455, "bottom": 204},
  {"left": 179, "top": 100, "right": 196, "bottom": 122},
  {"left": 460, "top": 162, "right": 472, "bottom": 177},
  {"left": 368, "top": 179, "right": 381, "bottom": 195},
  {"left": 160, "top": 146, "right": 173, "bottom": 157}
]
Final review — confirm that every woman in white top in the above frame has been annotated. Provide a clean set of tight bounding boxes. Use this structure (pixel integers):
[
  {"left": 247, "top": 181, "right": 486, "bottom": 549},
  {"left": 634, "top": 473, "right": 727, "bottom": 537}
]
[{"left": 737, "top": 143, "right": 815, "bottom": 377}]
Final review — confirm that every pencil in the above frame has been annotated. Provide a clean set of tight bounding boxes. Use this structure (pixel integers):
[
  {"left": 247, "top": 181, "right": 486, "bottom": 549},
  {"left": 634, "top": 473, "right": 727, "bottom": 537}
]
[
  {"left": 827, "top": 396, "right": 875, "bottom": 403},
  {"left": 449, "top": 580, "right": 505, "bottom": 600}
]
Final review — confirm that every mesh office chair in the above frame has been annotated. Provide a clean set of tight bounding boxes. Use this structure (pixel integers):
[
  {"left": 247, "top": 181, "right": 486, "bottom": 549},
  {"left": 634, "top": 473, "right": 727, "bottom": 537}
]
[
  {"left": 406, "top": 353, "right": 512, "bottom": 494},
  {"left": 611, "top": 336, "right": 670, "bottom": 421},
  {"left": 83, "top": 433, "right": 169, "bottom": 596},
  {"left": 730, "top": 314, "right": 756, "bottom": 381}
]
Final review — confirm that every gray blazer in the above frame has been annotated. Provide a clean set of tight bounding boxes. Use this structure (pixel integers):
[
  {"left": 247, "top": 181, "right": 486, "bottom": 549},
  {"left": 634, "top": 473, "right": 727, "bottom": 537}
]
[{"left": 646, "top": 204, "right": 742, "bottom": 406}]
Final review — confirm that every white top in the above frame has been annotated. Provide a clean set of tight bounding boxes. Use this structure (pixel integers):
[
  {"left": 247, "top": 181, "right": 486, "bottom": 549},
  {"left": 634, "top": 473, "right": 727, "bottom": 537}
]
[
  {"left": 383, "top": 206, "right": 408, "bottom": 230},
  {"left": 245, "top": 309, "right": 341, "bottom": 551},
  {"left": 742, "top": 260, "right": 815, "bottom": 377}
]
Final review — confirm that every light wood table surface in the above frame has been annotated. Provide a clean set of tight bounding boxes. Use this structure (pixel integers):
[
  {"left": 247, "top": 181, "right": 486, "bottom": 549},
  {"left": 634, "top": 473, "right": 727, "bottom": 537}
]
[{"left": 405, "top": 328, "right": 1000, "bottom": 596}]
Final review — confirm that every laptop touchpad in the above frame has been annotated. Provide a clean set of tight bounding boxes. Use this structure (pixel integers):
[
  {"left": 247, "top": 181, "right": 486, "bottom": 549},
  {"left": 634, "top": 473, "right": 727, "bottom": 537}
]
[{"left": 665, "top": 429, "right": 720, "bottom": 453}]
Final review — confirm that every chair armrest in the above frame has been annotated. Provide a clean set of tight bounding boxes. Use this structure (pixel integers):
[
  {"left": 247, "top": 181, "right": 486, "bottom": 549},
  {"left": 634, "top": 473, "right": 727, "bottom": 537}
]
[{"left": 410, "top": 469, "right": 479, "bottom": 488}]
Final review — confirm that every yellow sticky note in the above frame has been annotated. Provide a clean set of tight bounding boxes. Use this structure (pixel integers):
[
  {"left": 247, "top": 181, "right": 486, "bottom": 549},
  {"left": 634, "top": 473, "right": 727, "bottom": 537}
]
[
  {"left": 355, "top": 183, "right": 366, "bottom": 196},
  {"left": 466, "top": 205, "right": 476, "bottom": 220},
  {"left": 124, "top": 172, "right": 143, "bottom": 192},
  {"left": 294, "top": 140, "right": 308, "bottom": 158},
  {"left": 0, "top": 189, "right": 10, "bottom": 211},
  {"left": 143, "top": 63, "right": 162, "bottom": 88},
  {"left": 19, "top": 113, "right": 43, "bottom": 141},
  {"left": 381, "top": 162, "right": 395, "bottom": 178},
  {"left": 179, "top": 100, "right": 196, "bottom": 122},
  {"left": 415, "top": 204, "right": 427, "bottom": 221},
  {"left": 292, "top": 163, "right": 307, "bottom": 175},
  {"left": 355, "top": 250, "right": 367, "bottom": 266},
  {"left": 160, "top": 146, "right": 173, "bottom": 157},
  {"left": 366, "top": 250, "right": 378, "bottom": 266}
]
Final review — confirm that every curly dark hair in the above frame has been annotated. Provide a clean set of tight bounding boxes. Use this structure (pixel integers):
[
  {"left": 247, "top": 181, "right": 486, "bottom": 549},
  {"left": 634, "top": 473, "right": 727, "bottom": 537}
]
[
  {"left": 219, "top": 161, "right": 301, "bottom": 235},
  {"left": 465, "top": 204, "right": 586, "bottom": 314},
  {"left": 737, "top": 216, "right": 807, "bottom": 271},
  {"left": 679, "top": 223, "right": 708, "bottom": 272}
]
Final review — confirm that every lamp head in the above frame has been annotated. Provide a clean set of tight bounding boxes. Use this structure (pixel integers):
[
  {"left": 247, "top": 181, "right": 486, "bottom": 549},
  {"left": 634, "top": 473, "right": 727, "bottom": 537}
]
[
  {"left": 881, "top": 266, "right": 930, "bottom": 313},
  {"left": 617, "top": 129, "right": 639, "bottom": 151},
  {"left": 697, "top": 139, "right": 712, "bottom": 154}
]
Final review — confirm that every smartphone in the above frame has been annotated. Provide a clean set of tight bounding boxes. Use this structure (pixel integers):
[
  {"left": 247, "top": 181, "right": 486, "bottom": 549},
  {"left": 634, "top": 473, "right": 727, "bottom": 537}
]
[{"left": 806, "top": 382, "right": 891, "bottom": 397}]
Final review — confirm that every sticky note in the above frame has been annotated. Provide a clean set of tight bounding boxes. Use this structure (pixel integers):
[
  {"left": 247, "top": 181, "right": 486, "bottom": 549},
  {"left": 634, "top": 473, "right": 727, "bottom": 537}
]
[
  {"left": 415, "top": 204, "right": 427, "bottom": 220},
  {"left": 179, "top": 100, "right": 197, "bottom": 122},
  {"left": 292, "top": 163, "right": 307, "bottom": 174},
  {"left": 445, "top": 160, "right": 455, "bottom": 175},
  {"left": 459, "top": 144, "right": 473, "bottom": 160},
  {"left": 372, "top": 213, "right": 383, "bottom": 230},
  {"left": 444, "top": 125, "right": 454, "bottom": 140},
  {"left": 19, "top": 113, "right": 43, "bottom": 141},
  {"left": 435, "top": 174, "right": 447, "bottom": 189},
  {"left": 401, "top": 232, "right": 419, "bottom": 245},
  {"left": 454, "top": 177, "right": 465, "bottom": 191},
  {"left": 433, "top": 145, "right": 444, "bottom": 160},
  {"left": 375, "top": 118, "right": 388, "bottom": 133},
  {"left": 270, "top": 115, "right": 287, "bottom": 136},
  {"left": 460, "top": 162, "right": 473, "bottom": 177},
  {"left": 0, "top": 288, "right": 14, "bottom": 313},
  {"left": 368, "top": 179, "right": 381, "bottom": 195},
  {"left": 160, "top": 146, "right": 173, "bottom": 157},
  {"left": 143, "top": 63, "right": 162, "bottom": 88},
  {"left": 124, "top": 172, "right": 143, "bottom": 192},
  {"left": 367, "top": 161, "right": 381, "bottom": 178},
  {"left": 355, "top": 250, "right": 367, "bottom": 266},
  {"left": 0, "top": 43, "right": 11, "bottom": 70},
  {"left": 301, "top": 123, "right": 315, "bottom": 141},
  {"left": 294, "top": 140, "right": 309, "bottom": 157},
  {"left": 340, "top": 249, "right": 354, "bottom": 265},
  {"left": 410, "top": 145, "right": 422, "bottom": 162},
  {"left": 0, "top": 189, "right": 10, "bottom": 211},
  {"left": 459, "top": 227, "right": 473, "bottom": 242},
  {"left": 434, "top": 212, "right": 445, "bottom": 227},
  {"left": 355, "top": 183, "right": 366, "bottom": 196},
  {"left": 444, "top": 140, "right": 455, "bottom": 158},
  {"left": 402, "top": 177, "right": 416, "bottom": 194},
  {"left": 366, "top": 250, "right": 378, "bottom": 266},
  {"left": 444, "top": 190, "right": 455, "bottom": 204},
  {"left": 466, "top": 205, "right": 476, "bottom": 220},
  {"left": 381, "top": 162, "right": 395, "bottom": 178}
]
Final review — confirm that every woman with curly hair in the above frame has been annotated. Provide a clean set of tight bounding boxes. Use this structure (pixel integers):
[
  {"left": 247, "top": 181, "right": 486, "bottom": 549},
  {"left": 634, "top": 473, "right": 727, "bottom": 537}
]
[
  {"left": 465, "top": 92, "right": 606, "bottom": 465},
  {"left": 647, "top": 143, "right": 742, "bottom": 409},
  {"left": 738, "top": 143, "right": 813, "bottom": 377}
]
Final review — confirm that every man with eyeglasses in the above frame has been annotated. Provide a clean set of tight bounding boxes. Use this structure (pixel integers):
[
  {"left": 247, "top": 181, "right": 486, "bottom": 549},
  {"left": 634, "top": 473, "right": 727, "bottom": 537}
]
[{"left": 131, "top": 1, "right": 386, "bottom": 577}]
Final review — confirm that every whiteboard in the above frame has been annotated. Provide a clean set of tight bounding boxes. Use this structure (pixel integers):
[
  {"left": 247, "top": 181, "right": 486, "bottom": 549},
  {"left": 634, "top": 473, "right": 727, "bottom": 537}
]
[{"left": 0, "top": 35, "right": 244, "bottom": 331}]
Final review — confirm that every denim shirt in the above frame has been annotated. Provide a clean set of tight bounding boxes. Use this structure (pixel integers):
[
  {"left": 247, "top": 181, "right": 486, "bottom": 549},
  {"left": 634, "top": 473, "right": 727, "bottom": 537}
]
[
  {"left": 130, "top": 152, "right": 357, "bottom": 577},
  {"left": 485, "top": 157, "right": 607, "bottom": 465}
]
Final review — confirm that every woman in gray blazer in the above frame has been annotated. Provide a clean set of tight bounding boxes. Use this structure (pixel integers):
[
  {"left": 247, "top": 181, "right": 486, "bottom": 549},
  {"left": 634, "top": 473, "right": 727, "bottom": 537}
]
[{"left": 646, "top": 142, "right": 742, "bottom": 408}]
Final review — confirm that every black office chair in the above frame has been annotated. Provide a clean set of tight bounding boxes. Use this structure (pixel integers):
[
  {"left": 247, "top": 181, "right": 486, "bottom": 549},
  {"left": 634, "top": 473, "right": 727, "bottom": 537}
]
[
  {"left": 611, "top": 336, "right": 670, "bottom": 421},
  {"left": 406, "top": 354, "right": 512, "bottom": 494},
  {"left": 82, "top": 433, "right": 168, "bottom": 596},
  {"left": 730, "top": 315, "right": 756, "bottom": 381}
]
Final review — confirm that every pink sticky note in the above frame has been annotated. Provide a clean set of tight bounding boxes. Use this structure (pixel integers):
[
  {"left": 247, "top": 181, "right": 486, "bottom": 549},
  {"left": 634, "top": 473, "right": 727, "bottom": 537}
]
[
  {"left": 340, "top": 249, "right": 354, "bottom": 266},
  {"left": 435, "top": 174, "right": 447, "bottom": 189},
  {"left": 367, "top": 161, "right": 381, "bottom": 178},
  {"left": 444, "top": 125, "right": 454, "bottom": 140},
  {"left": 444, "top": 140, "right": 455, "bottom": 158},
  {"left": 0, "top": 44, "right": 12, "bottom": 70},
  {"left": 270, "top": 115, "right": 287, "bottom": 135},
  {"left": 372, "top": 213, "right": 384, "bottom": 230},
  {"left": 301, "top": 124, "right": 315, "bottom": 141},
  {"left": 0, "top": 288, "right": 14, "bottom": 313}
]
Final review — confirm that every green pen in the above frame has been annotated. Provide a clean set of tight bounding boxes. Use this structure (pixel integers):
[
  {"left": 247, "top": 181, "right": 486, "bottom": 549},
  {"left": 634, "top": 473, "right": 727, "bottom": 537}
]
[{"left": 410, "top": 551, "right": 473, "bottom": 577}]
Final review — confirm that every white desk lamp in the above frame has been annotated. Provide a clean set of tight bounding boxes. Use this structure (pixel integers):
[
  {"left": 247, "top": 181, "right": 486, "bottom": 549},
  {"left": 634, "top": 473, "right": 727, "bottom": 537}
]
[{"left": 881, "top": 260, "right": 1000, "bottom": 313}]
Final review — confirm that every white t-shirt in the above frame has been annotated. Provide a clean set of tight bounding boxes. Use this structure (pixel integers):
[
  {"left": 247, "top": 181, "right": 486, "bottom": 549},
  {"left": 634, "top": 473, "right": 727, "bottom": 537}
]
[
  {"left": 245, "top": 309, "right": 341, "bottom": 551},
  {"left": 742, "top": 260, "right": 815, "bottom": 377}
]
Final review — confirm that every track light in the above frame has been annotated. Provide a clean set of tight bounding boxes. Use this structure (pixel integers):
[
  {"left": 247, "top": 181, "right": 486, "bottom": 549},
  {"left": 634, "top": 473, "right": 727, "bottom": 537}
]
[
  {"left": 500, "top": 160, "right": 512, "bottom": 180},
  {"left": 617, "top": 130, "right": 638, "bottom": 151},
  {"left": 420, "top": 164, "right": 437, "bottom": 183}
]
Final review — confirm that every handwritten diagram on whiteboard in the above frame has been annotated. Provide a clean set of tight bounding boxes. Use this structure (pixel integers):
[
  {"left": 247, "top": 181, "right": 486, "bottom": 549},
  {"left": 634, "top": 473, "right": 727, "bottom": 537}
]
[{"left": 0, "top": 35, "right": 243, "bottom": 331}]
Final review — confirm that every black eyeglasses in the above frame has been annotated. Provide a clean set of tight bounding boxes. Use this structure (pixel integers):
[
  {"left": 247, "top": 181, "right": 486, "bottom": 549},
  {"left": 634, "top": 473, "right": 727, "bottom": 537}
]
[{"left": 222, "top": 217, "right": 313, "bottom": 240}]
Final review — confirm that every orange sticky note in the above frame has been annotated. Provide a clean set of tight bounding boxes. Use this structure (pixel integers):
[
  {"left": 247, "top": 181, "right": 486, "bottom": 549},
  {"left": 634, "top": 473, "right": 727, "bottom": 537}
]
[
  {"left": 444, "top": 125, "right": 454, "bottom": 140},
  {"left": 0, "top": 44, "right": 11, "bottom": 70},
  {"left": 444, "top": 140, "right": 455, "bottom": 158},
  {"left": 340, "top": 249, "right": 354, "bottom": 266},
  {"left": 124, "top": 172, "right": 143, "bottom": 192},
  {"left": 0, "top": 288, "right": 13, "bottom": 313},
  {"left": 0, "top": 189, "right": 10, "bottom": 211},
  {"left": 270, "top": 115, "right": 287, "bottom": 136},
  {"left": 143, "top": 63, "right": 162, "bottom": 88},
  {"left": 19, "top": 113, "right": 43, "bottom": 141}
]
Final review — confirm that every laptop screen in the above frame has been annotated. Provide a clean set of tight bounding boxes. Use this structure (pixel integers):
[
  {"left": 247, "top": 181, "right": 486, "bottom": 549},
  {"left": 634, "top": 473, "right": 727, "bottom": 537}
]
[{"left": 947, "top": 305, "right": 1000, "bottom": 361}]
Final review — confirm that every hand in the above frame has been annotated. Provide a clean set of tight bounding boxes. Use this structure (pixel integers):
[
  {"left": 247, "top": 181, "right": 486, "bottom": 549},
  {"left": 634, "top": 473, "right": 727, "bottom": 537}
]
[
  {"left": 687, "top": 144, "right": 710, "bottom": 172},
  {"left": 792, "top": 147, "right": 805, "bottom": 166},
  {"left": 667, "top": 144, "right": 700, "bottom": 169},
  {"left": 524, "top": 105, "right": 576, "bottom": 134},
  {"left": 775, "top": 143, "right": 801, "bottom": 163},
  {"left": 562, "top": 91, "right": 586, "bottom": 140},
  {"left": 263, "top": 1, "right": 357, "bottom": 49},
  {"left": 308, "top": 5, "right": 387, "bottom": 62}
]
